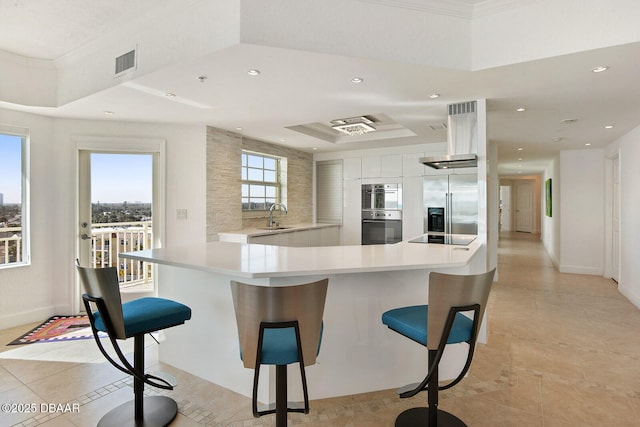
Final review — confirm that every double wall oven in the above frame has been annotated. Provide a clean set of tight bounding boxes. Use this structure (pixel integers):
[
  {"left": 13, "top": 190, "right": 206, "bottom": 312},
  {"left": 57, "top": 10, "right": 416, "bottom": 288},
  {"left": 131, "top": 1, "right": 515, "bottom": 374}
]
[{"left": 361, "top": 183, "right": 402, "bottom": 245}]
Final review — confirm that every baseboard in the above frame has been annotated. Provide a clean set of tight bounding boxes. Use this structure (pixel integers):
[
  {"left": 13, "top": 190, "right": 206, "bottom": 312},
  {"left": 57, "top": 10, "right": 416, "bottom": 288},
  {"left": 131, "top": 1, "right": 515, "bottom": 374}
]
[
  {"left": 0, "top": 306, "right": 55, "bottom": 330},
  {"left": 619, "top": 285, "right": 640, "bottom": 310},
  {"left": 558, "top": 265, "right": 603, "bottom": 275}
]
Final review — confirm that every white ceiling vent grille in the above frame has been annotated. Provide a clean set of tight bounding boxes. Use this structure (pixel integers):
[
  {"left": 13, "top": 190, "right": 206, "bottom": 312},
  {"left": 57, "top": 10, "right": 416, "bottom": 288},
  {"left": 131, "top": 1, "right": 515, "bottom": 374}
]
[{"left": 115, "top": 49, "right": 136, "bottom": 76}]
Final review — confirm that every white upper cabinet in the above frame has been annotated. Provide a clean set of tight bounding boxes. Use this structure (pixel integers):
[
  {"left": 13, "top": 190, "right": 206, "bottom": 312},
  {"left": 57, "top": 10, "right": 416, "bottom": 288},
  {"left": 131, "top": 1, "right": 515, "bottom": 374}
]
[
  {"left": 343, "top": 157, "right": 362, "bottom": 180},
  {"left": 362, "top": 154, "right": 402, "bottom": 178},
  {"left": 402, "top": 153, "right": 426, "bottom": 177}
]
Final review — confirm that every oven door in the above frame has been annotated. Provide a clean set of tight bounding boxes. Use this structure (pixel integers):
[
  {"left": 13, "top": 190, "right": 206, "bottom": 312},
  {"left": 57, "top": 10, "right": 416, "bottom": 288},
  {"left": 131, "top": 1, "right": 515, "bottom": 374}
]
[{"left": 361, "top": 219, "right": 403, "bottom": 245}]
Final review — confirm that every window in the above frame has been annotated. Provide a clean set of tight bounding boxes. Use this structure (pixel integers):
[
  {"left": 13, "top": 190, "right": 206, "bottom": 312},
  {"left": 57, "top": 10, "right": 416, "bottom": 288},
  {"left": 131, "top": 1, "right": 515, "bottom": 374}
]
[
  {"left": 0, "top": 128, "right": 29, "bottom": 267},
  {"left": 241, "top": 151, "right": 281, "bottom": 211}
]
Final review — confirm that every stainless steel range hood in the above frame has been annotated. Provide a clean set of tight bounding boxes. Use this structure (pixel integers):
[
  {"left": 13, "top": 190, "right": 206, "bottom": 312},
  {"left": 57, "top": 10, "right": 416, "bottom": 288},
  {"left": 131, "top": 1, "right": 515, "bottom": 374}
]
[{"left": 421, "top": 101, "right": 478, "bottom": 169}]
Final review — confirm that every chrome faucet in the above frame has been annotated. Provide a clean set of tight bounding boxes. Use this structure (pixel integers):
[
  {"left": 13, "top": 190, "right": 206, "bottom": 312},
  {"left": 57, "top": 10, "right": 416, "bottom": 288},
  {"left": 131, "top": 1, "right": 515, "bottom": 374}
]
[{"left": 268, "top": 203, "right": 288, "bottom": 228}]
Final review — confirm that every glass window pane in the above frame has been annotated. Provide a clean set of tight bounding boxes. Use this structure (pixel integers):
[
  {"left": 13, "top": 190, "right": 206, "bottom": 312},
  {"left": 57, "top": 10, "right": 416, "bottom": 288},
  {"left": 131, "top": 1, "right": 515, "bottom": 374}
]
[
  {"left": 247, "top": 155, "right": 262, "bottom": 168},
  {"left": 241, "top": 153, "right": 247, "bottom": 166},
  {"left": 0, "top": 132, "right": 27, "bottom": 267},
  {"left": 242, "top": 184, "right": 249, "bottom": 197},
  {"left": 264, "top": 157, "right": 276, "bottom": 170},
  {"left": 265, "top": 186, "right": 276, "bottom": 197},
  {"left": 264, "top": 170, "right": 276, "bottom": 182},
  {"left": 250, "top": 185, "right": 265, "bottom": 197},
  {"left": 248, "top": 168, "right": 263, "bottom": 181}
]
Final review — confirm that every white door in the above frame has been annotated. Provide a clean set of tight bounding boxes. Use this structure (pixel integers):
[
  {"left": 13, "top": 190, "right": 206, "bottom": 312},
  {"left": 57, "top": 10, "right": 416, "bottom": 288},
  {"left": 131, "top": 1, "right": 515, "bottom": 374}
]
[
  {"left": 515, "top": 181, "right": 533, "bottom": 233},
  {"left": 75, "top": 138, "right": 166, "bottom": 312}
]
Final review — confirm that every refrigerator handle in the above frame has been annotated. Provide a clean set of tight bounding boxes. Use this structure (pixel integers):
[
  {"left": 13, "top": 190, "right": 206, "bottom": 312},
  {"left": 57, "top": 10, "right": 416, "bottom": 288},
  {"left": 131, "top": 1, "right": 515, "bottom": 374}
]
[{"left": 445, "top": 192, "right": 450, "bottom": 234}]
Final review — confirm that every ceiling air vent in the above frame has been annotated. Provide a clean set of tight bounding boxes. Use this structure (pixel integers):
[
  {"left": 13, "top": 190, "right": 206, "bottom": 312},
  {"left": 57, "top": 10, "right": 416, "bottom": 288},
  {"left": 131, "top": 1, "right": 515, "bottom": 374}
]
[{"left": 115, "top": 49, "right": 136, "bottom": 76}]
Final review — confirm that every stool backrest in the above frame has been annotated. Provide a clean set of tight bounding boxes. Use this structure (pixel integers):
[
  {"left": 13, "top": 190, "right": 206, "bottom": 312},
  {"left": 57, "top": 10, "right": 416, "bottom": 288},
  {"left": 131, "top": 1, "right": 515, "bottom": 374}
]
[
  {"left": 230, "top": 279, "right": 329, "bottom": 369},
  {"left": 427, "top": 269, "right": 495, "bottom": 350},
  {"left": 76, "top": 264, "right": 127, "bottom": 340}
]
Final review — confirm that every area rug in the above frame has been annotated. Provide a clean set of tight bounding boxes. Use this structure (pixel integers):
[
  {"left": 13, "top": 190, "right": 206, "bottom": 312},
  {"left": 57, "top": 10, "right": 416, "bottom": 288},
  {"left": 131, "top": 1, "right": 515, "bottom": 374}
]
[{"left": 7, "top": 315, "right": 101, "bottom": 345}]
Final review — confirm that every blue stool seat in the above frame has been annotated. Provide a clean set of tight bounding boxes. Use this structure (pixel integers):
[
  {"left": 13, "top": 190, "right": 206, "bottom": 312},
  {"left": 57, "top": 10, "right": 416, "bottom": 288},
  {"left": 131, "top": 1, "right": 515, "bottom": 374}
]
[
  {"left": 94, "top": 297, "right": 192, "bottom": 337},
  {"left": 382, "top": 305, "right": 473, "bottom": 345}
]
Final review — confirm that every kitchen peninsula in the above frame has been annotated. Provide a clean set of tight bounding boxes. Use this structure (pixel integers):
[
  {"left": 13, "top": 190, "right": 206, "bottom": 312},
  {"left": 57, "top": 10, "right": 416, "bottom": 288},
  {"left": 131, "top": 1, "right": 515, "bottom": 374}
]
[{"left": 122, "top": 238, "right": 485, "bottom": 401}]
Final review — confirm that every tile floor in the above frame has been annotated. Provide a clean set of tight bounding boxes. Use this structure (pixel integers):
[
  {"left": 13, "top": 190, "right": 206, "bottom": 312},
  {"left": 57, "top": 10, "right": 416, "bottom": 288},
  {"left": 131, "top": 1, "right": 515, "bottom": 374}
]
[{"left": 2, "top": 232, "right": 640, "bottom": 426}]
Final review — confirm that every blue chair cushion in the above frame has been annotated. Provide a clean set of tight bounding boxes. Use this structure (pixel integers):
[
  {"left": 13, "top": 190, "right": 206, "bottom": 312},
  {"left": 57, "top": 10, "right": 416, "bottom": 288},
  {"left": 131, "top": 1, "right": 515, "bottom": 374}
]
[
  {"left": 243, "top": 322, "right": 324, "bottom": 366},
  {"left": 382, "top": 305, "right": 473, "bottom": 346},
  {"left": 94, "top": 297, "right": 191, "bottom": 337}
]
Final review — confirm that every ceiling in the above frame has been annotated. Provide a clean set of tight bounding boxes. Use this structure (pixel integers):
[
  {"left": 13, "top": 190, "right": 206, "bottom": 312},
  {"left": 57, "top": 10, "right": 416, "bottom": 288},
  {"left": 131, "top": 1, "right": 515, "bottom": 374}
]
[{"left": 2, "top": 0, "right": 640, "bottom": 176}]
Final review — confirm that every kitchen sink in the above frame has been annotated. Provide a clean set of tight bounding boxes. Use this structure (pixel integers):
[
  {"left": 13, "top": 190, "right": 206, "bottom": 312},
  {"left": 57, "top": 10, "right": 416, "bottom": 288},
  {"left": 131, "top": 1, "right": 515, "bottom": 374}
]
[{"left": 258, "top": 226, "right": 292, "bottom": 230}]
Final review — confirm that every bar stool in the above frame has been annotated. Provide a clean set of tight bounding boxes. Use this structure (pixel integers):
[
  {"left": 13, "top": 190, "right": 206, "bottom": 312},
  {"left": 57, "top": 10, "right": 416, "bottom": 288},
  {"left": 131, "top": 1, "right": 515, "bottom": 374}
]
[
  {"left": 381, "top": 269, "right": 495, "bottom": 427},
  {"left": 230, "top": 278, "right": 328, "bottom": 427},
  {"left": 76, "top": 263, "right": 191, "bottom": 427}
]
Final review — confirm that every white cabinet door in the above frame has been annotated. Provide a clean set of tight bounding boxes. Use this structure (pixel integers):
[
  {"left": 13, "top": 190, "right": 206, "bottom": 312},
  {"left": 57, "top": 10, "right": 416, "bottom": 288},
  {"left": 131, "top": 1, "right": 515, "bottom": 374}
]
[
  {"left": 320, "top": 226, "right": 341, "bottom": 246},
  {"left": 402, "top": 176, "right": 424, "bottom": 240},
  {"left": 403, "top": 153, "right": 425, "bottom": 177},
  {"left": 343, "top": 180, "right": 362, "bottom": 245},
  {"left": 361, "top": 156, "right": 381, "bottom": 178},
  {"left": 381, "top": 154, "right": 402, "bottom": 177},
  {"left": 343, "top": 157, "right": 362, "bottom": 180}
]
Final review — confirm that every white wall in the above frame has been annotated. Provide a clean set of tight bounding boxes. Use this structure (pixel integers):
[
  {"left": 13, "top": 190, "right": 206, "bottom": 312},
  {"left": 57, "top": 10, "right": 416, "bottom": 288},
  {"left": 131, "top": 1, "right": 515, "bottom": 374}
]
[
  {"left": 0, "top": 108, "right": 207, "bottom": 328},
  {"left": 607, "top": 124, "right": 640, "bottom": 308},
  {"left": 559, "top": 149, "right": 605, "bottom": 275},
  {"left": 542, "top": 155, "right": 560, "bottom": 267}
]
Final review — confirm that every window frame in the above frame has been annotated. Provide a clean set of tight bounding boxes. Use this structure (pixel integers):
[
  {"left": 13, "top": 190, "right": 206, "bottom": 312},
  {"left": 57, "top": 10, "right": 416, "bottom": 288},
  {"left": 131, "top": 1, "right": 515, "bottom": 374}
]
[
  {"left": 0, "top": 126, "right": 30, "bottom": 269},
  {"left": 241, "top": 150, "right": 282, "bottom": 212}
]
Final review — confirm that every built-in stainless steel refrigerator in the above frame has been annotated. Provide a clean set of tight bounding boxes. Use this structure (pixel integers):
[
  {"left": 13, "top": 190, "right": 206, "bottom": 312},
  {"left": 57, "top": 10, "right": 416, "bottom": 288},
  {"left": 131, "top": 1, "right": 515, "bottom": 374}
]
[{"left": 423, "top": 173, "right": 478, "bottom": 235}]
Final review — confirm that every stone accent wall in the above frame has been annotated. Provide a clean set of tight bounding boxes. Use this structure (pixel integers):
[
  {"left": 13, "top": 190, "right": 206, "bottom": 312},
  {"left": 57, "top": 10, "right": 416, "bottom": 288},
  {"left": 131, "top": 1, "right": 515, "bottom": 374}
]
[
  {"left": 206, "top": 126, "right": 313, "bottom": 241},
  {"left": 206, "top": 127, "right": 243, "bottom": 241}
]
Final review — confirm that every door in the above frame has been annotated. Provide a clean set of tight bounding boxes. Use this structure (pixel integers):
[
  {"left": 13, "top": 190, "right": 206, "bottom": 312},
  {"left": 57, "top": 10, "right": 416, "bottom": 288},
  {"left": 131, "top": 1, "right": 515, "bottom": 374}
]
[
  {"left": 515, "top": 181, "right": 533, "bottom": 232},
  {"left": 76, "top": 137, "right": 166, "bottom": 312}
]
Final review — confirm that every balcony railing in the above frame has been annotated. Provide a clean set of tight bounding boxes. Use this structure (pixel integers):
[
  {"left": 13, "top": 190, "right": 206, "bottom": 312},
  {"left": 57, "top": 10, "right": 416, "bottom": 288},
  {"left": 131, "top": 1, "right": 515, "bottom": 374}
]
[
  {"left": 0, "top": 221, "right": 153, "bottom": 288},
  {"left": 89, "top": 221, "right": 153, "bottom": 288},
  {"left": 0, "top": 227, "right": 22, "bottom": 264}
]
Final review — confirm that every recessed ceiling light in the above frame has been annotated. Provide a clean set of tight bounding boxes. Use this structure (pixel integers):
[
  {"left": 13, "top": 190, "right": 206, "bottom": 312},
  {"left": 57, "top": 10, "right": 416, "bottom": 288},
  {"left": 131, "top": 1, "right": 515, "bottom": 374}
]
[
  {"left": 280, "top": 138, "right": 287, "bottom": 142},
  {"left": 552, "top": 137, "right": 563, "bottom": 142},
  {"left": 104, "top": 110, "right": 115, "bottom": 115},
  {"left": 312, "top": 147, "right": 318, "bottom": 151},
  {"left": 351, "top": 77, "right": 363, "bottom": 83},
  {"left": 429, "top": 93, "right": 440, "bottom": 99},
  {"left": 235, "top": 127, "right": 243, "bottom": 131},
  {"left": 516, "top": 107, "right": 526, "bottom": 112},
  {"left": 517, "top": 147, "right": 524, "bottom": 151},
  {"left": 592, "top": 66, "right": 609, "bottom": 73},
  {"left": 518, "top": 158, "right": 523, "bottom": 161},
  {"left": 561, "top": 118, "right": 578, "bottom": 124},
  {"left": 585, "top": 143, "right": 592, "bottom": 146},
  {"left": 605, "top": 125, "right": 614, "bottom": 129},
  {"left": 247, "top": 69, "right": 261, "bottom": 76},
  {"left": 165, "top": 92, "right": 176, "bottom": 97}
]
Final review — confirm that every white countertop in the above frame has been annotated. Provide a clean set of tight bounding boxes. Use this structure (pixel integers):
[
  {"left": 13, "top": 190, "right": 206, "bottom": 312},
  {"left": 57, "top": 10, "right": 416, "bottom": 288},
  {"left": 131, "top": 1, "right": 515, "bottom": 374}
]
[
  {"left": 121, "top": 239, "right": 480, "bottom": 279},
  {"left": 217, "top": 222, "right": 339, "bottom": 238}
]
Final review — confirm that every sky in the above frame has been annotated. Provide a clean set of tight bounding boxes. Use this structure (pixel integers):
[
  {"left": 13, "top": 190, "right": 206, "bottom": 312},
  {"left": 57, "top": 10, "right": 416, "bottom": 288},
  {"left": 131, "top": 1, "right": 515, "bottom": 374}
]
[
  {"left": 91, "top": 153, "right": 152, "bottom": 203},
  {"left": 0, "top": 133, "right": 22, "bottom": 203},
  {"left": 0, "top": 135, "right": 152, "bottom": 204}
]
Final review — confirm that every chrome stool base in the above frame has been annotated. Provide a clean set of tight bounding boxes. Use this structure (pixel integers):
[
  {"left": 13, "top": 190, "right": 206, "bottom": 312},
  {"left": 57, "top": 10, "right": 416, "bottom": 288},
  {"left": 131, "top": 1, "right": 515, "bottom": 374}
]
[
  {"left": 396, "top": 407, "right": 467, "bottom": 427},
  {"left": 97, "top": 396, "right": 178, "bottom": 427}
]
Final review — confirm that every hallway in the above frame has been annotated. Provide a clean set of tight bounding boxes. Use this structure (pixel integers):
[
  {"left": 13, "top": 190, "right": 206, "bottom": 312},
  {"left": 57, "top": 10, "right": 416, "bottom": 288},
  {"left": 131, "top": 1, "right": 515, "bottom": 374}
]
[{"left": 1, "top": 232, "right": 640, "bottom": 426}]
